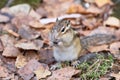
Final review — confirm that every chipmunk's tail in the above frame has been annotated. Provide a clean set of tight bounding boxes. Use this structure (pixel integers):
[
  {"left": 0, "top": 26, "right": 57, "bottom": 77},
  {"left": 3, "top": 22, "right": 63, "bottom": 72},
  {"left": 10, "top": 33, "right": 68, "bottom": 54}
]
[{"left": 80, "top": 34, "right": 117, "bottom": 49}]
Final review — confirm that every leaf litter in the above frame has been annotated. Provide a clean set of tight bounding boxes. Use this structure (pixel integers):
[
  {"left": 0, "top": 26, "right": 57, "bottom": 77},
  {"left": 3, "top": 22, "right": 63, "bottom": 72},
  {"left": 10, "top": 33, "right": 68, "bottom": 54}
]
[{"left": 0, "top": 0, "right": 120, "bottom": 80}]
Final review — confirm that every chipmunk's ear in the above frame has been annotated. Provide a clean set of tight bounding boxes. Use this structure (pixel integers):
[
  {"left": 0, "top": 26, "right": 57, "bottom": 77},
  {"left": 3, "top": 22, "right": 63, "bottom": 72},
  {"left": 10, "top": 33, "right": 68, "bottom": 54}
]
[
  {"left": 56, "top": 18, "right": 59, "bottom": 22},
  {"left": 66, "top": 20, "right": 71, "bottom": 28}
]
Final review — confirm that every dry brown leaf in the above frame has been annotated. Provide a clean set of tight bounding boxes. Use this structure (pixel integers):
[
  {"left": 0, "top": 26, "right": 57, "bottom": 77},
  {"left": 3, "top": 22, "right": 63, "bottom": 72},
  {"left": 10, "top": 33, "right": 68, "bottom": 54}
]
[
  {"left": 104, "top": 17, "right": 120, "bottom": 28},
  {"left": 82, "top": 18, "right": 98, "bottom": 30},
  {"left": 6, "top": 29, "right": 19, "bottom": 37},
  {"left": 29, "top": 21, "right": 44, "bottom": 28},
  {"left": 18, "top": 25, "right": 40, "bottom": 40},
  {"left": 2, "top": 44, "right": 20, "bottom": 57},
  {"left": 18, "top": 59, "right": 49, "bottom": 80},
  {"left": 43, "top": 0, "right": 72, "bottom": 17},
  {"left": 9, "top": 4, "right": 31, "bottom": 15},
  {"left": 0, "top": 14, "right": 10, "bottom": 23},
  {"left": 110, "top": 73, "right": 120, "bottom": 80},
  {"left": 40, "top": 29, "right": 50, "bottom": 42},
  {"left": 12, "top": 14, "right": 36, "bottom": 29},
  {"left": 3, "top": 23, "right": 19, "bottom": 37},
  {"left": 15, "top": 40, "right": 43, "bottom": 50},
  {"left": 0, "top": 66, "right": 9, "bottom": 78},
  {"left": 2, "top": 73, "right": 16, "bottom": 80},
  {"left": 99, "top": 78, "right": 110, "bottom": 80},
  {"left": 15, "top": 54, "right": 28, "bottom": 68},
  {"left": 39, "top": 48, "right": 54, "bottom": 64},
  {"left": 47, "top": 67, "right": 80, "bottom": 80},
  {"left": 66, "top": 4, "right": 86, "bottom": 14},
  {"left": 44, "top": 23, "right": 54, "bottom": 30},
  {"left": 18, "top": 60, "right": 37, "bottom": 80},
  {"left": 95, "top": 0, "right": 113, "bottom": 7},
  {"left": 86, "top": 5, "right": 103, "bottom": 14},
  {"left": 29, "top": 9, "right": 41, "bottom": 20},
  {"left": 88, "top": 44, "right": 109, "bottom": 52},
  {"left": 110, "top": 42, "right": 120, "bottom": 54},
  {"left": 36, "top": 7, "right": 48, "bottom": 18},
  {"left": 34, "top": 65, "right": 51, "bottom": 79},
  {"left": 15, "top": 51, "right": 40, "bottom": 68},
  {"left": 25, "top": 51, "right": 40, "bottom": 61},
  {"left": 0, "top": 34, "right": 15, "bottom": 47}
]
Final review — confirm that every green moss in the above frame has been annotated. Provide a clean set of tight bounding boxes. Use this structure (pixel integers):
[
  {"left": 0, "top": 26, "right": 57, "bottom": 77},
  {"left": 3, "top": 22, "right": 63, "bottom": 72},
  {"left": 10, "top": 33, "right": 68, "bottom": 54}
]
[
  {"left": 111, "top": 0, "right": 120, "bottom": 19},
  {"left": 77, "top": 53, "right": 114, "bottom": 80},
  {"left": 0, "top": 0, "right": 8, "bottom": 8},
  {"left": 11, "top": 0, "right": 41, "bottom": 8},
  {"left": 0, "top": 0, "right": 43, "bottom": 9}
]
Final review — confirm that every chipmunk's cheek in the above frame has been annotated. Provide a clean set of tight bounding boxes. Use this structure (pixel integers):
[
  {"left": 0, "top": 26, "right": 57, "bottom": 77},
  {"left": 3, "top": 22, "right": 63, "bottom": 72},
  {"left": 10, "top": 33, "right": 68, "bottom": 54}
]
[{"left": 58, "top": 41, "right": 63, "bottom": 46}]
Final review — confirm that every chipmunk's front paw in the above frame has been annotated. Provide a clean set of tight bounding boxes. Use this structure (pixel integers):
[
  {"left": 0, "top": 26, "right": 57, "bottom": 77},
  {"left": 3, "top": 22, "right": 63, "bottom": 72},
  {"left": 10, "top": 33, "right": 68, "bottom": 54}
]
[
  {"left": 71, "top": 60, "right": 81, "bottom": 68},
  {"left": 50, "top": 62, "right": 62, "bottom": 70}
]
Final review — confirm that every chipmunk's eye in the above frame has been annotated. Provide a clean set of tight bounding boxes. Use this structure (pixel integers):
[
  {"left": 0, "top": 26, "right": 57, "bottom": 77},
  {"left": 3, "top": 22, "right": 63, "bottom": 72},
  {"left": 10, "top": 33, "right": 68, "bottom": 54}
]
[{"left": 61, "top": 27, "right": 65, "bottom": 32}]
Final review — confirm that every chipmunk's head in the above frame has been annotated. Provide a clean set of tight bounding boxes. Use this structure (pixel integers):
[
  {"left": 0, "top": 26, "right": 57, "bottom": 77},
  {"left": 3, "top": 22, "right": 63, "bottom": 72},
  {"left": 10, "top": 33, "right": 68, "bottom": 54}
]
[{"left": 49, "top": 19, "right": 75, "bottom": 47}]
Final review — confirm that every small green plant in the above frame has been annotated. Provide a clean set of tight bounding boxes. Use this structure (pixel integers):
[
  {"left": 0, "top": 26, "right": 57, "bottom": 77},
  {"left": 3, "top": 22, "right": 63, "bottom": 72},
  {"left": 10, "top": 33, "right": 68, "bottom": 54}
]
[
  {"left": 77, "top": 53, "right": 114, "bottom": 80},
  {"left": 11, "top": 0, "right": 43, "bottom": 8}
]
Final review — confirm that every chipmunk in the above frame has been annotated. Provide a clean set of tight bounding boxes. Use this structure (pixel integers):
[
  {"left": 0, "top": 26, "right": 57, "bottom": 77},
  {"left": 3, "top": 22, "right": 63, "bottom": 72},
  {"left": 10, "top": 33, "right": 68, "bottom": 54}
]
[{"left": 49, "top": 19, "right": 116, "bottom": 70}]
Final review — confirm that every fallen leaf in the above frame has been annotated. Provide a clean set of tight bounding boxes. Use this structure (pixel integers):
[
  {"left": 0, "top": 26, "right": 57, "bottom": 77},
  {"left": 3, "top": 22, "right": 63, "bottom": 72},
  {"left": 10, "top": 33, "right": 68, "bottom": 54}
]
[
  {"left": 82, "top": 17, "right": 98, "bottom": 30},
  {"left": 2, "top": 44, "right": 20, "bottom": 57},
  {"left": 110, "top": 42, "right": 120, "bottom": 54},
  {"left": 88, "top": 44, "right": 109, "bottom": 52},
  {"left": 95, "top": 0, "right": 113, "bottom": 7},
  {"left": 6, "top": 29, "right": 19, "bottom": 37},
  {"left": 104, "top": 17, "right": 120, "bottom": 28},
  {"left": 0, "top": 66, "right": 9, "bottom": 78},
  {"left": 110, "top": 73, "right": 120, "bottom": 80},
  {"left": 29, "top": 20, "right": 44, "bottom": 28},
  {"left": 0, "top": 14, "right": 10, "bottom": 23},
  {"left": 0, "top": 34, "right": 16, "bottom": 47},
  {"left": 18, "top": 60, "right": 36, "bottom": 80},
  {"left": 99, "top": 78, "right": 111, "bottom": 80},
  {"left": 66, "top": 4, "right": 86, "bottom": 14},
  {"left": 18, "top": 25, "right": 40, "bottom": 40},
  {"left": 29, "top": 9, "right": 41, "bottom": 20},
  {"left": 45, "top": 23, "right": 54, "bottom": 30},
  {"left": 18, "top": 59, "right": 49, "bottom": 80},
  {"left": 2, "top": 73, "right": 16, "bottom": 80},
  {"left": 39, "top": 48, "right": 54, "bottom": 64},
  {"left": 34, "top": 65, "right": 51, "bottom": 79},
  {"left": 15, "top": 51, "right": 40, "bottom": 68},
  {"left": 15, "top": 40, "right": 43, "bottom": 50},
  {"left": 12, "top": 14, "right": 36, "bottom": 29},
  {"left": 47, "top": 67, "right": 80, "bottom": 80},
  {"left": 36, "top": 7, "right": 48, "bottom": 18},
  {"left": 25, "top": 50, "right": 40, "bottom": 61},
  {"left": 3, "top": 23, "right": 19, "bottom": 37},
  {"left": 40, "top": 29, "right": 50, "bottom": 42},
  {"left": 86, "top": 5, "right": 103, "bottom": 14},
  {"left": 15, "top": 54, "right": 28, "bottom": 68},
  {"left": 9, "top": 4, "right": 31, "bottom": 15},
  {"left": 43, "top": 0, "right": 72, "bottom": 17}
]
